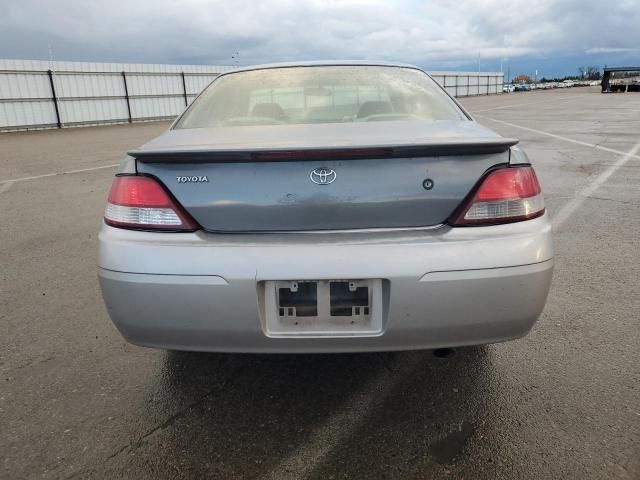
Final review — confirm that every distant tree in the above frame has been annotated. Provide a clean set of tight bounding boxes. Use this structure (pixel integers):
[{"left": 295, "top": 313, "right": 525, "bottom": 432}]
[
  {"left": 575, "top": 67, "right": 601, "bottom": 81},
  {"left": 539, "top": 70, "right": 601, "bottom": 84},
  {"left": 512, "top": 74, "right": 532, "bottom": 84},
  {"left": 586, "top": 66, "right": 601, "bottom": 80}
]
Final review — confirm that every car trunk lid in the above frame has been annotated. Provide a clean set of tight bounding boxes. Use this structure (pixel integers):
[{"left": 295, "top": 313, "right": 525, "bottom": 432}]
[{"left": 132, "top": 121, "right": 516, "bottom": 232}]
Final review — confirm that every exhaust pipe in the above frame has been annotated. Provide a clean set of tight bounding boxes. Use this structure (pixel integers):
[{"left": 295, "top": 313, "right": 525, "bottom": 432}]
[{"left": 433, "top": 348, "right": 455, "bottom": 359}]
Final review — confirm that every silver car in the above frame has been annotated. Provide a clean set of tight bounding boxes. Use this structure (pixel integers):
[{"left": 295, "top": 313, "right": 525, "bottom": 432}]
[{"left": 98, "top": 62, "right": 553, "bottom": 353}]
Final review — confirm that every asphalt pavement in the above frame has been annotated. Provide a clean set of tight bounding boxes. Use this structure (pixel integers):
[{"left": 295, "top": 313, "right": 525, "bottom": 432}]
[{"left": 1, "top": 87, "right": 638, "bottom": 479}]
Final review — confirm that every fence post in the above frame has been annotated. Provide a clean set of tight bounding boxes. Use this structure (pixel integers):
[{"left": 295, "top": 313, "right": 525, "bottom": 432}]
[
  {"left": 181, "top": 72, "right": 188, "bottom": 106},
  {"left": 486, "top": 75, "right": 490, "bottom": 95},
  {"left": 47, "top": 69, "right": 62, "bottom": 128},
  {"left": 455, "top": 75, "right": 458, "bottom": 97},
  {"left": 121, "top": 72, "right": 132, "bottom": 123}
]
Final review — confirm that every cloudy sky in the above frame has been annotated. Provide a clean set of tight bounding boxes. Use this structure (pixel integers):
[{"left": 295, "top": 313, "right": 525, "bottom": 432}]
[{"left": 1, "top": 0, "right": 638, "bottom": 77}]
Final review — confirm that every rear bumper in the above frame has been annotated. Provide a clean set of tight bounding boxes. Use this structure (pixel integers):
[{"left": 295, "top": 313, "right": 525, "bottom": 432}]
[{"left": 98, "top": 215, "right": 554, "bottom": 353}]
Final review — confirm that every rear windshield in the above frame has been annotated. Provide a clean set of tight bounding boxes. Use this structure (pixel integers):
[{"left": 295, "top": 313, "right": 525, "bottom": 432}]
[{"left": 174, "top": 66, "right": 467, "bottom": 129}]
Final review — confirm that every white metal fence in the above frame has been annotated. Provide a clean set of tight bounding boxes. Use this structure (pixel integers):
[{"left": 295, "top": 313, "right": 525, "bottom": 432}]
[
  {"left": 430, "top": 71, "right": 504, "bottom": 97},
  {"left": 0, "top": 59, "right": 503, "bottom": 132}
]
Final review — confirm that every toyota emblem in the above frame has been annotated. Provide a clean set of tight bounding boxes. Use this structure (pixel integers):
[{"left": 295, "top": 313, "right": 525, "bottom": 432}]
[{"left": 310, "top": 167, "right": 337, "bottom": 185}]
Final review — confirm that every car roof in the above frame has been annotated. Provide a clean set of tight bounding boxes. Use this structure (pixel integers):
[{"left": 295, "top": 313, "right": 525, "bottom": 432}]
[{"left": 220, "top": 60, "right": 424, "bottom": 75}]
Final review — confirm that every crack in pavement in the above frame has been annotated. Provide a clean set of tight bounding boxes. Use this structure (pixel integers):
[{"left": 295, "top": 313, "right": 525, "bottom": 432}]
[
  {"left": 585, "top": 195, "right": 640, "bottom": 206},
  {"left": 64, "top": 381, "right": 227, "bottom": 479}
]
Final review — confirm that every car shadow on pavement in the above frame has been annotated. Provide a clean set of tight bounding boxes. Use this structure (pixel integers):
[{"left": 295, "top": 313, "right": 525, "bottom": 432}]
[
  {"left": 96, "top": 347, "right": 495, "bottom": 479},
  {"left": 308, "top": 345, "right": 498, "bottom": 479}
]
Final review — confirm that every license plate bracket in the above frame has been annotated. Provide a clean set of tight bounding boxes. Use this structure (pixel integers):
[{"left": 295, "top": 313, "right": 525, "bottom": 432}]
[{"left": 263, "top": 279, "right": 383, "bottom": 337}]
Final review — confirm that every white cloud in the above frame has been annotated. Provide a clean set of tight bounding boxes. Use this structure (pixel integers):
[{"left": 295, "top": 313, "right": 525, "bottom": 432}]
[
  {"left": 585, "top": 47, "right": 637, "bottom": 54},
  {"left": 0, "top": 0, "right": 639, "bottom": 68}
]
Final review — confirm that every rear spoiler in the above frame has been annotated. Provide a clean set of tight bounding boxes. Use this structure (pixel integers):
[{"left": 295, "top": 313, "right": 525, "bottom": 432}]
[{"left": 129, "top": 138, "right": 519, "bottom": 163}]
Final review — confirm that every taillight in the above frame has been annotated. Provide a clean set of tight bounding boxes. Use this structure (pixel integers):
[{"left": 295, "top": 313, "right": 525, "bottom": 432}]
[
  {"left": 449, "top": 166, "right": 545, "bottom": 226},
  {"left": 104, "top": 175, "right": 199, "bottom": 231}
]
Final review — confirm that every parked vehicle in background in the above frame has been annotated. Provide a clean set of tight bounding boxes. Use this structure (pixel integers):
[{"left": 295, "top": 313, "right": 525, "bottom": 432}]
[
  {"left": 503, "top": 84, "right": 516, "bottom": 93},
  {"left": 98, "top": 61, "right": 554, "bottom": 353},
  {"left": 514, "top": 83, "right": 530, "bottom": 91},
  {"left": 603, "top": 67, "right": 640, "bottom": 93}
]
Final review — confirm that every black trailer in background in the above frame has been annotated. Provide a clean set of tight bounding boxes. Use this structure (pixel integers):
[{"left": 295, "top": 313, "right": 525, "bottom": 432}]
[{"left": 601, "top": 67, "right": 640, "bottom": 92}]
